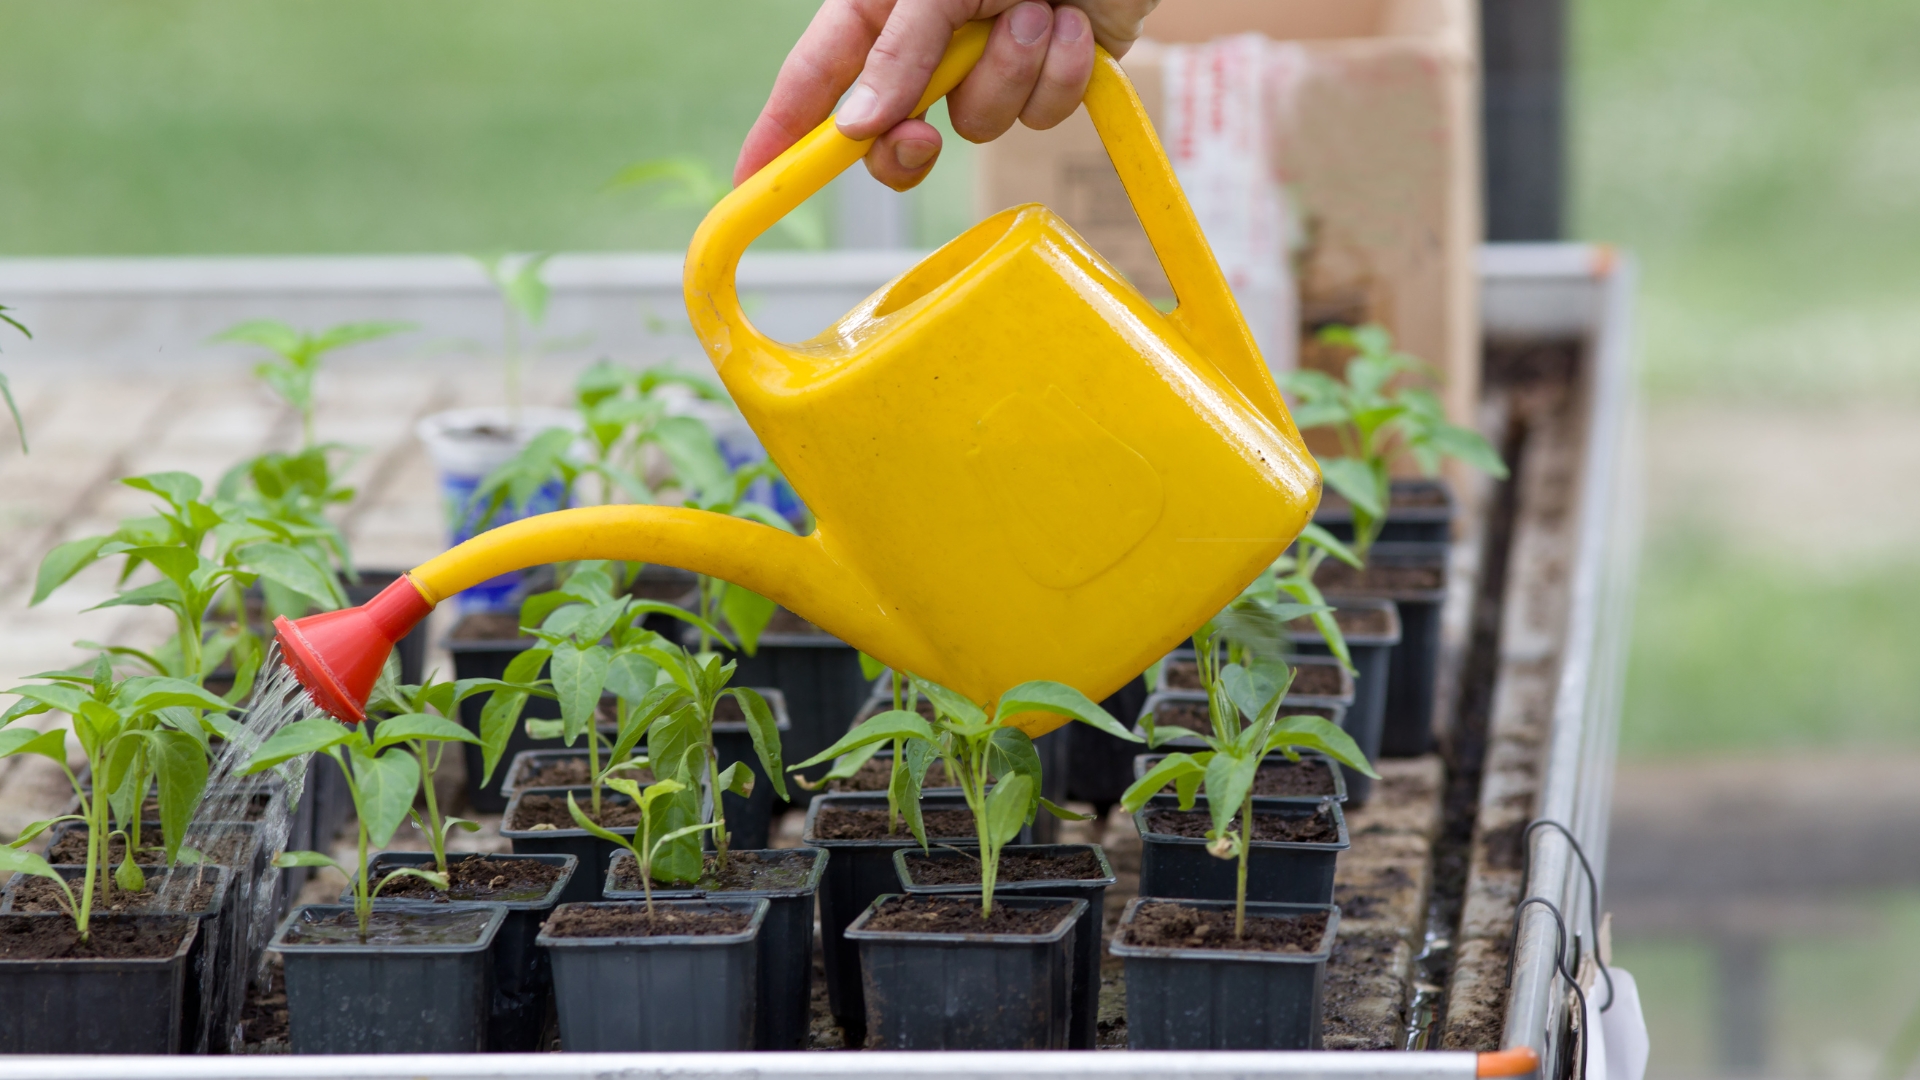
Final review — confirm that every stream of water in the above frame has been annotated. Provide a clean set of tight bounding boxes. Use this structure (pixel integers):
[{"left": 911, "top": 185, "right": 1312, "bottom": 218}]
[{"left": 152, "top": 647, "right": 326, "bottom": 1052}]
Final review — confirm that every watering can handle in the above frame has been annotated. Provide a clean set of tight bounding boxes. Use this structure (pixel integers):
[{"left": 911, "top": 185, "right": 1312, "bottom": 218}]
[{"left": 686, "top": 21, "right": 1292, "bottom": 431}]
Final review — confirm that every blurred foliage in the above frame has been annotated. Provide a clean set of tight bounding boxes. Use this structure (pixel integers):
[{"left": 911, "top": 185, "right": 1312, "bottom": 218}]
[{"left": 1576, "top": 0, "right": 1920, "bottom": 400}]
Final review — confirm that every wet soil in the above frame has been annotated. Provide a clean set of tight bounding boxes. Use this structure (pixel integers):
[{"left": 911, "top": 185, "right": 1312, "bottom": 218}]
[
  {"left": 1139, "top": 756, "right": 1339, "bottom": 798},
  {"left": 1145, "top": 807, "right": 1341, "bottom": 844},
  {"left": 512, "top": 756, "right": 653, "bottom": 790},
  {"left": 861, "top": 895, "right": 1066, "bottom": 935},
  {"left": 47, "top": 826, "right": 252, "bottom": 867},
  {"left": 0, "top": 914, "right": 189, "bottom": 959},
  {"left": 1164, "top": 661, "right": 1346, "bottom": 697},
  {"left": 506, "top": 792, "right": 640, "bottom": 831},
  {"left": 1315, "top": 560, "right": 1445, "bottom": 594},
  {"left": 370, "top": 856, "right": 566, "bottom": 902},
  {"left": 240, "top": 961, "right": 289, "bottom": 1047},
  {"left": 8, "top": 873, "right": 218, "bottom": 915},
  {"left": 543, "top": 904, "right": 751, "bottom": 938},
  {"left": 827, "top": 756, "right": 954, "bottom": 793},
  {"left": 1119, "top": 901, "right": 1328, "bottom": 954},
  {"left": 137, "top": 791, "right": 272, "bottom": 822},
  {"left": 808, "top": 805, "right": 977, "bottom": 841},
  {"left": 1291, "top": 605, "right": 1398, "bottom": 637},
  {"left": 610, "top": 849, "right": 816, "bottom": 893},
  {"left": 902, "top": 848, "right": 1104, "bottom": 886}
]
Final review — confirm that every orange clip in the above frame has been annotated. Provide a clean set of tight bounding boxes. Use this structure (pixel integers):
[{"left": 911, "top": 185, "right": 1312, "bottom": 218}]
[{"left": 1477, "top": 1047, "right": 1540, "bottom": 1078}]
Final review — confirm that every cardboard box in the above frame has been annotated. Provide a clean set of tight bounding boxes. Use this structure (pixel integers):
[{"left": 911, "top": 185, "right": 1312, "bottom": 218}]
[{"left": 974, "top": 0, "right": 1481, "bottom": 428}]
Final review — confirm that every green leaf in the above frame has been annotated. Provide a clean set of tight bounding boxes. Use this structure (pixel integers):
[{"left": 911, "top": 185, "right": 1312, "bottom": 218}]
[
  {"left": 994, "top": 680, "right": 1138, "bottom": 741},
  {"left": 1221, "top": 660, "right": 1290, "bottom": 727},
  {"left": 891, "top": 741, "right": 932, "bottom": 848},
  {"left": 604, "top": 652, "right": 661, "bottom": 704},
  {"left": 244, "top": 717, "right": 353, "bottom": 773},
  {"left": 370, "top": 713, "right": 480, "bottom": 751},
  {"left": 1038, "top": 797, "right": 1093, "bottom": 822},
  {"left": 477, "top": 688, "right": 530, "bottom": 785},
  {"left": 238, "top": 542, "right": 345, "bottom": 610},
  {"left": 524, "top": 717, "right": 565, "bottom": 741},
  {"left": 984, "top": 772, "right": 1033, "bottom": 848},
  {"left": 719, "top": 585, "right": 777, "bottom": 657},
  {"left": 120, "top": 676, "right": 234, "bottom": 714},
  {"left": 0, "top": 847, "right": 70, "bottom": 910},
  {"left": 146, "top": 729, "right": 208, "bottom": 863},
  {"left": 31, "top": 536, "right": 109, "bottom": 606},
  {"left": 1424, "top": 421, "right": 1510, "bottom": 479},
  {"left": 502, "top": 646, "right": 551, "bottom": 684},
  {"left": 1297, "top": 523, "right": 1363, "bottom": 569},
  {"left": 1203, "top": 749, "right": 1261, "bottom": 839},
  {"left": 907, "top": 675, "right": 987, "bottom": 728},
  {"left": 115, "top": 855, "right": 147, "bottom": 893},
  {"left": 350, "top": 745, "right": 420, "bottom": 847},
  {"left": 550, "top": 644, "right": 611, "bottom": 741},
  {"left": 0, "top": 727, "right": 66, "bottom": 764},
  {"left": 985, "top": 726, "right": 1042, "bottom": 787},
  {"left": 791, "top": 709, "right": 933, "bottom": 769},
  {"left": 372, "top": 867, "right": 450, "bottom": 897},
  {"left": 1319, "top": 457, "right": 1386, "bottom": 517},
  {"left": 122, "top": 471, "right": 202, "bottom": 511},
  {"left": 1268, "top": 716, "right": 1379, "bottom": 777},
  {"left": 273, "top": 850, "right": 342, "bottom": 870},
  {"left": 858, "top": 652, "right": 887, "bottom": 681},
  {"left": 727, "top": 687, "right": 787, "bottom": 801},
  {"left": 805, "top": 738, "right": 885, "bottom": 787},
  {"left": 1121, "top": 752, "right": 1206, "bottom": 813},
  {"left": 715, "top": 760, "right": 754, "bottom": 798}
]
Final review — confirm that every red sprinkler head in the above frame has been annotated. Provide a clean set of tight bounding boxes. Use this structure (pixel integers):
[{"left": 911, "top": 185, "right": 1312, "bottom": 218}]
[{"left": 274, "top": 575, "right": 434, "bottom": 724}]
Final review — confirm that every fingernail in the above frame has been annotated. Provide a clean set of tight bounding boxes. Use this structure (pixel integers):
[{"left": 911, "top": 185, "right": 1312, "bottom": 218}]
[
  {"left": 1010, "top": 2, "right": 1050, "bottom": 46},
  {"left": 895, "top": 139, "right": 938, "bottom": 171},
  {"left": 1055, "top": 6, "right": 1087, "bottom": 42},
  {"left": 838, "top": 83, "right": 878, "bottom": 127}
]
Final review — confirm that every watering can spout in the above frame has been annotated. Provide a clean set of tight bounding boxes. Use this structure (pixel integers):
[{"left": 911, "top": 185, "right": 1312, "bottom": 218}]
[{"left": 275, "top": 505, "right": 893, "bottom": 723}]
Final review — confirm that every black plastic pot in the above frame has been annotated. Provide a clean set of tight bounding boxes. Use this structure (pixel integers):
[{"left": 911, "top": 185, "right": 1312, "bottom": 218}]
[
  {"left": 1109, "top": 896, "right": 1338, "bottom": 1049},
  {"left": 894, "top": 844, "right": 1113, "bottom": 1049},
  {"left": 845, "top": 894, "right": 1083, "bottom": 1049},
  {"left": 1163, "top": 648, "right": 1354, "bottom": 708},
  {"left": 351, "top": 851, "right": 577, "bottom": 1052},
  {"left": 1312, "top": 477, "right": 1456, "bottom": 545},
  {"left": 1318, "top": 541, "right": 1449, "bottom": 757},
  {"left": 0, "top": 913, "right": 199, "bottom": 1054},
  {"left": 1289, "top": 597, "right": 1402, "bottom": 802},
  {"left": 1060, "top": 675, "right": 1151, "bottom": 812},
  {"left": 272, "top": 903, "right": 504, "bottom": 1054},
  {"left": 1, "top": 865, "right": 230, "bottom": 1054},
  {"left": 1134, "top": 794, "right": 1349, "bottom": 906},
  {"left": 500, "top": 786, "right": 634, "bottom": 905},
  {"left": 1132, "top": 751, "right": 1349, "bottom": 805},
  {"left": 801, "top": 791, "right": 984, "bottom": 1041},
  {"left": 1136, "top": 690, "right": 1347, "bottom": 753},
  {"left": 538, "top": 898, "right": 767, "bottom": 1051},
  {"left": 688, "top": 615, "right": 872, "bottom": 799},
  {"left": 604, "top": 846, "right": 826, "bottom": 1050}
]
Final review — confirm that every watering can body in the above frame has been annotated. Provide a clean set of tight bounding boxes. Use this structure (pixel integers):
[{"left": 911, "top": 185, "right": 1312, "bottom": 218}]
[{"left": 275, "top": 23, "right": 1320, "bottom": 734}]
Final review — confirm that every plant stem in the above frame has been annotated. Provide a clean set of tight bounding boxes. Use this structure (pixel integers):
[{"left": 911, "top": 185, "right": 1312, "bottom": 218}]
[
  {"left": 588, "top": 726, "right": 603, "bottom": 820},
  {"left": 705, "top": 738, "right": 729, "bottom": 871},
  {"left": 1235, "top": 794, "right": 1253, "bottom": 938},
  {"left": 419, "top": 742, "right": 447, "bottom": 876},
  {"left": 355, "top": 818, "right": 370, "bottom": 940},
  {"left": 77, "top": 789, "right": 100, "bottom": 940}
]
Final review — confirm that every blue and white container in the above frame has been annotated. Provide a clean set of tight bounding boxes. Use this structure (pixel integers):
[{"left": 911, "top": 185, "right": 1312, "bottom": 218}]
[{"left": 416, "top": 405, "right": 579, "bottom": 613}]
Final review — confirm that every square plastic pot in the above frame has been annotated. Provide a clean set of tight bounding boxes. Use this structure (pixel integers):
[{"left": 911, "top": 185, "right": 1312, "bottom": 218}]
[
  {"left": 1109, "top": 896, "right": 1338, "bottom": 1049},
  {"left": 0, "top": 913, "right": 199, "bottom": 1054},
  {"left": 1132, "top": 751, "right": 1349, "bottom": 805},
  {"left": 1136, "top": 690, "right": 1347, "bottom": 755},
  {"left": 894, "top": 843, "right": 1113, "bottom": 1049},
  {"left": 845, "top": 894, "right": 1083, "bottom": 1049},
  {"left": 1060, "top": 674, "right": 1151, "bottom": 808},
  {"left": 350, "top": 851, "right": 578, "bottom": 1052},
  {"left": 604, "top": 846, "right": 827, "bottom": 1050},
  {"left": 271, "top": 903, "right": 504, "bottom": 1054},
  {"left": 1, "top": 866, "right": 228, "bottom": 1054},
  {"left": 1289, "top": 597, "right": 1403, "bottom": 804},
  {"left": 1312, "top": 477, "right": 1456, "bottom": 545},
  {"left": 1319, "top": 541, "right": 1449, "bottom": 757},
  {"left": 801, "top": 791, "right": 985, "bottom": 1041},
  {"left": 1133, "top": 794, "right": 1349, "bottom": 906},
  {"left": 538, "top": 898, "right": 767, "bottom": 1051},
  {"left": 687, "top": 619, "right": 873, "bottom": 800},
  {"left": 500, "top": 786, "right": 634, "bottom": 905}
]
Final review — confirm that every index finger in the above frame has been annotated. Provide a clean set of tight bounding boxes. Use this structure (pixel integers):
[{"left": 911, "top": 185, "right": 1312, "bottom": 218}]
[{"left": 734, "top": 0, "right": 889, "bottom": 185}]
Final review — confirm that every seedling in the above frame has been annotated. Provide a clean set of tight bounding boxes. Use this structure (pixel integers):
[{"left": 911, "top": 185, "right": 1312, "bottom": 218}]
[
  {"left": 796, "top": 678, "right": 1139, "bottom": 918},
  {"left": 474, "top": 253, "right": 552, "bottom": 426},
  {"left": 0, "top": 657, "right": 232, "bottom": 939},
  {"left": 243, "top": 701, "right": 495, "bottom": 937},
  {"left": 212, "top": 319, "right": 412, "bottom": 449},
  {"left": 1284, "top": 323, "right": 1508, "bottom": 558},
  {"left": 565, "top": 776, "right": 717, "bottom": 913},
  {"left": 1, "top": 302, "right": 30, "bottom": 452},
  {"left": 31, "top": 472, "right": 346, "bottom": 696},
  {"left": 1122, "top": 615, "right": 1378, "bottom": 937}
]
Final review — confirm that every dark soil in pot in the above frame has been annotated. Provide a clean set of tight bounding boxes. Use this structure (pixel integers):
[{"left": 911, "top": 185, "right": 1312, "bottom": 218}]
[
  {"left": 1134, "top": 752, "right": 1347, "bottom": 802},
  {"left": 538, "top": 898, "right": 765, "bottom": 1051},
  {"left": 1316, "top": 541, "right": 1448, "bottom": 757},
  {"left": 802, "top": 792, "right": 982, "bottom": 1044},
  {"left": 1135, "top": 796, "right": 1349, "bottom": 906},
  {"left": 1289, "top": 598, "right": 1401, "bottom": 804},
  {"left": 510, "top": 754, "right": 654, "bottom": 792},
  {"left": 846, "top": 894, "right": 1081, "bottom": 1050},
  {"left": 604, "top": 847, "right": 825, "bottom": 1049},
  {"left": 827, "top": 755, "right": 956, "bottom": 792},
  {"left": 1163, "top": 657, "right": 1349, "bottom": 698},
  {"left": 1148, "top": 695, "right": 1341, "bottom": 737},
  {"left": 896, "top": 844, "right": 1113, "bottom": 1049},
  {"left": 272, "top": 904, "right": 502, "bottom": 1054},
  {"left": 1312, "top": 477, "right": 1456, "bottom": 545},
  {"left": 0, "top": 913, "right": 199, "bottom": 1053},
  {"left": 369, "top": 854, "right": 567, "bottom": 903},
  {"left": 500, "top": 787, "right": 635, "bottom": 905},
  {"left": 1110, "top": 897, "right": 1337, "bottom": 1049}
]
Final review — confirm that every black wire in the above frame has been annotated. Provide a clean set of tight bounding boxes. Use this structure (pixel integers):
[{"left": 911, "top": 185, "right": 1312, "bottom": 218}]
[
  {"left": 1523, "top": 818, "right": 1615, "bottom": 1012},
  {"left": 1505, "top": 896, "right": 1588, "bottom": 1080}
]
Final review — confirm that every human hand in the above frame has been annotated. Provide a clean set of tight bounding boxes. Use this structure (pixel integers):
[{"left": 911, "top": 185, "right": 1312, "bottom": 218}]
[{"left": 735, "top": 0, "right": 1160, "bottom": 192}]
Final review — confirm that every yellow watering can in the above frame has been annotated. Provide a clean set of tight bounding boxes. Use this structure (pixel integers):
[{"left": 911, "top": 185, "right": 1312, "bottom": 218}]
[{"left": 275, "top": 21, "right": 1321, "bottom": 736}]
